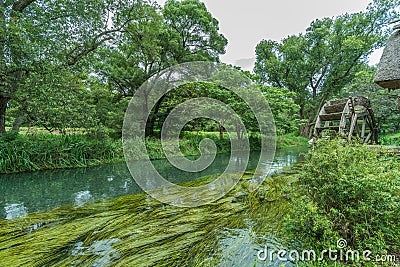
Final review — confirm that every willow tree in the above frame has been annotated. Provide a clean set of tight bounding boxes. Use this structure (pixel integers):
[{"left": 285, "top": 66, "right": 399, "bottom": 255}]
[
  {"left": 0, "top": 0, "right": 146, "bottom": 133},
  {"left": 97, "top": 0, "right": 228, "bottom": 136},
  {"left": 254, "top": 0, "right": 400, "bottom": 136}
]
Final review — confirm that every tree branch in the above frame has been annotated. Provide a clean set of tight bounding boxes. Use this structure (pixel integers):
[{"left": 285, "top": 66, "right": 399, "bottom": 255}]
[
  {"left": 12, "top": 0, "right": 35, "bottom": 12},
  {"left": 65, "top": 19, "right": 132, "bottom": 66}
]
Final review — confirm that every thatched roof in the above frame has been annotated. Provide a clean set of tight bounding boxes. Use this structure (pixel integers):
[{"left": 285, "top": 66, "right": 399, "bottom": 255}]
[{"left": 374, "top": 28, "right": 400, "bottom": 90}]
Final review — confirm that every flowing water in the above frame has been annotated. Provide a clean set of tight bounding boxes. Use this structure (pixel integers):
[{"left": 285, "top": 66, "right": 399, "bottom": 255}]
[{"left": 0, "top": 147, "right": 307, "bottom": 266}]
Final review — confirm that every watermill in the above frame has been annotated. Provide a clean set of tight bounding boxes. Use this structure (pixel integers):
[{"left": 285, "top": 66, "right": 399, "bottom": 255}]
[{"left": 312, "top": 96, "right": 378, "bottom": 144}]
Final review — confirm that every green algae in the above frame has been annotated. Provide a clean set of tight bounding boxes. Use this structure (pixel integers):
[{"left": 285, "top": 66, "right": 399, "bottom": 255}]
[{"left": 0, "top": 170, "right": 299, "bottom": 266}]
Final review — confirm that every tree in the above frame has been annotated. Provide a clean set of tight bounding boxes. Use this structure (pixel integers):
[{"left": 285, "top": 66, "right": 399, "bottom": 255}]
[
  {"left": 336, "top": 66, "right": 400, "bottom": 131},
  {"left": 97, "top": 0, "right": 228, "bottom": 137},
  {"left": 254, "top": 0, "right": 399, "bottom": 136},
  {"left": 162, "top": 0, "right": 227, "bottom": 62},
  {"left": 13, "top": 69, "right": 98, "bottom": 133},
  {"left": 260, "top": 86, "right": 300, "bottom": 135},
  {"left": 0, "top": 0, "right": 142, "bottom": 133}
]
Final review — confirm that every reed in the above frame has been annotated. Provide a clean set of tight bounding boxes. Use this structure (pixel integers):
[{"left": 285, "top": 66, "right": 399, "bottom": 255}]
[
  {"left": 0, "top": 131, "right": 307, "bottom": 174},
  {"left": 0, "top": 133, "right": 123, "bottom": 174}
]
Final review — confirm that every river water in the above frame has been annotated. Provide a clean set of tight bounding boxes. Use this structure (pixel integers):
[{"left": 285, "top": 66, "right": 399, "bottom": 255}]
[
  {"left": 0, "top": 147, "right": 306, "bottom": 220},
  {"left": 0, "top": 146, "right": 307, "bottom": 267}
]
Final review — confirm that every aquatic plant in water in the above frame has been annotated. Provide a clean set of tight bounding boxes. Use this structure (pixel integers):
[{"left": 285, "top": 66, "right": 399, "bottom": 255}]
[{"left": 0, "top": 171, "right": 298, "bottom": 266}]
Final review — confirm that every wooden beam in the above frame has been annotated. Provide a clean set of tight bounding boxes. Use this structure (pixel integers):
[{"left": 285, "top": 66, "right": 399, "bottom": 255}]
[
  {"left": 365, "top": 132, "right": 372, "bottom": 143},
  {"left": 348, "top": 114, "right": 358, "bottom": 140},
  {"left": 361, "top": 117, "right": 366, "bottom": 139}
]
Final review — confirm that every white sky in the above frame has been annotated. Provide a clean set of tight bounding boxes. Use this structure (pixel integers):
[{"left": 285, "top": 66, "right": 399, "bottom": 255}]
[{"left": 155, "top": 0, "right": 383, "bottom": 71}]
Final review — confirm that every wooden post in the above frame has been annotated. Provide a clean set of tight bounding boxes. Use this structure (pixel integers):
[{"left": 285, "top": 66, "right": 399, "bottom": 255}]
[
  {"left": 361, "top": 117, "right": 366, "bottom": 140},
  {"left": 348, "top": 114, "right": 358, "bottom": 140}
]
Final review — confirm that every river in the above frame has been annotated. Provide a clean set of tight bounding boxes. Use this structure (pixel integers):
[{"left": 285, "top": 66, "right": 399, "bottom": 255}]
[{"left": 0, "top": 146, "right": 307, "bottom": 266}]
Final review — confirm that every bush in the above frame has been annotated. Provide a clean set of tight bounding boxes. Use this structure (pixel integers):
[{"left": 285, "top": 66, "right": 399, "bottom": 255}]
[
  {"left": 379, "top": 132, "right": 400, "bottom": 146},
  {"left": 0, "top": 131, "right": 19, "bottom": 142},
  {"left": 286, "top": 139, "right": 400, "bottom": 265}
]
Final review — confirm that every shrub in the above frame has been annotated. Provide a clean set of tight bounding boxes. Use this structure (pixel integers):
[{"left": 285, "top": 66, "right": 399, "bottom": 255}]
[{"left": 286, "top": 139, "right": 400, "bottom": 265}]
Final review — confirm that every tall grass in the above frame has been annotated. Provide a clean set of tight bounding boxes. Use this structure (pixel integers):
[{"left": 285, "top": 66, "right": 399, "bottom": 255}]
[
  {"left": 0, "top": 132, "right": 123, "bottom": 174},
  {"left": 0, "top": 131, "right": 308, "bottom": 174}
]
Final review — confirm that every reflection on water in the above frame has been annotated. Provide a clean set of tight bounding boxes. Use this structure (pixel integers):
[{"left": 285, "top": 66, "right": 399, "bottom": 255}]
[
  {"left": 0, "top": 147, "right": 307, "bottom": 219},
  {"left": 71, "top": 239, "right": 121, "bottom": 267},
  {"left": 74, "top": 190, "right": 93, "bottom": 208},
  {"left": 216, "top": 227, "right": 292, "bottom": 267},
  {"left": 4, "top": 203, "right": 27, "bottom": 220}
]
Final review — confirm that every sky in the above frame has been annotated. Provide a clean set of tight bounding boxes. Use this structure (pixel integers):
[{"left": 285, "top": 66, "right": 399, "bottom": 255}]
[{"left": 155, "top": 0, "right": 383, "bottom": 71}]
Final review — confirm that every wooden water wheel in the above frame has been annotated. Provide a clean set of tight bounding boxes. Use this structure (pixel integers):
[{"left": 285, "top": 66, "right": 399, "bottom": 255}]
[{"left": 312, "top": 96, "right": 378, "bottom": 144}]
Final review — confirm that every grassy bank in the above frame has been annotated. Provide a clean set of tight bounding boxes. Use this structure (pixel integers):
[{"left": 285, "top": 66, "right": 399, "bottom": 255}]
[
  {"left": 276, "top": 132, "right": 309, "bottom": 148},
  {"left": 0, "top": 131, "right": 308, "bottom": 174},
  {"left": 0, "top": 132, "right": 123, "bottom": 174},
  {"left": 379, "top": 132, "right": 400, "bottom": 146}
]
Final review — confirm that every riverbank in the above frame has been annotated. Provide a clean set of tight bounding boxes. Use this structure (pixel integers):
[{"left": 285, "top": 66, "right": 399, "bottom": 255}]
[
  {"left": 0, "top": 132, "right": 123, "bottom": 174},
  {"left": 0, "top": 132, "right": 308, "bottom": 174},
  {"left": 1, "top": 139, "right": 397, "bottom": 266}
]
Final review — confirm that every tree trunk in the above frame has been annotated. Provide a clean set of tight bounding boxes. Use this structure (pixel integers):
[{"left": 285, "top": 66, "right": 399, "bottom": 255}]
[
  {"left": 236, "top": 123, "right": 241, "bottom": 141},
  {"left": 0, "top": 94, "right": 10, "bottom": 134},
  {"left": 145, "top": 116, "right": 155, "bottom": 137},
  {"left": 298, "top": 105, "right": 310, "bottom": 137},
  {"left": 145, "top": 95, "right": 166, "bottom": 138},
  {"left": 11, "top": 116, "right": 25, "bottom": 133},
  {"left": 12, "top": 115, "right": 24, "bottom": 132}
]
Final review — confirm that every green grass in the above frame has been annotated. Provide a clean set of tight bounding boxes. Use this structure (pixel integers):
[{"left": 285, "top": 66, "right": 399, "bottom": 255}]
[
  {"left": 0, "top": 131, "right": 308, "bottom": 174},
  {"left": 276, "top": 133, "right": 309, "bottom": 149},
  {"left": 0, "top": 132, "right": 123, "bottom": 174},
  {"left": 379, "top": 132, "right": 400, "bottom": 146}
]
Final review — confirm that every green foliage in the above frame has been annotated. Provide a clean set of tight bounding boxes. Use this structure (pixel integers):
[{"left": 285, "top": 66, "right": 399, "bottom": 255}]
[
  {"left": 0, "top": 133, "right": 123, "bottom": 173},
  {"left": 336, "top": 66, "right": 400, "bottom": 132},
  {"left": 11, "top": 70, "right": 98, "bottom": 133},
  {"left": 97, "top": 0, "right": 227, "bottom": 98},
  {"left": 254, "top": 1, "right": 399, "bottom": 122},
  {"left": 276, "top": 133, "right": 308, "bottom": 149},
  {"left": 260, "top": 86, "right": 300, "bottom": 135},
  {"left": 88, "top": 0, "right": 228, "bottom": 137},
  {"left": 1, "top": 0, "right": 228, "bottom": 136},
  {"left": 148, "top": 81, "right": 299, "bottom": 140},
  {"left": 286, "top": 139, "right": 400, "bottom": 263},
  {"left": 163, "top": 0, "right": 227, "bottom": 62},
  {"left": 0, "top": 131, "right": 19, "bottom": 142},
  {"left": 144, "top": 132, "right": 235, "bottom": 160},
  {"left": 379, "top": 132, "right": 400, "bottom": 146},
  {"left": 1, "top": 0, "right": 142, "bottom": 132},
  {"left": 154, "top": 81, "right": 254, "bottom": 140}
]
